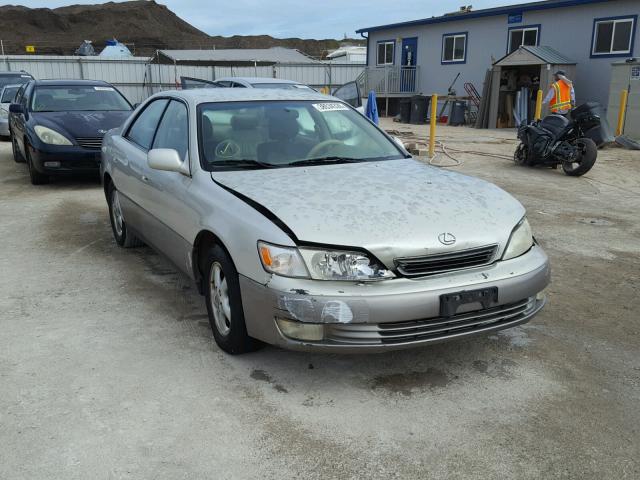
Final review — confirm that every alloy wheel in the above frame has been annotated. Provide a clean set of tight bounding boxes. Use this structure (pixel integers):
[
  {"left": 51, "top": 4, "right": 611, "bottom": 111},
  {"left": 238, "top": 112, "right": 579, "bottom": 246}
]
[
  {"left": 111, "top": 189, "right": 124, "bottom": 237},
  {"left": 209, "top": 262, "right": 231, "bottom": 336}
]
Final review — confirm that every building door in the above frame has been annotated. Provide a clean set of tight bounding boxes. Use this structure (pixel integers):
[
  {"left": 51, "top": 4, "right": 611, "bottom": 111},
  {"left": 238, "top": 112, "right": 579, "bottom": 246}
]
[{"left": 401, "top": 37, "right": 418, "bottom": 93}]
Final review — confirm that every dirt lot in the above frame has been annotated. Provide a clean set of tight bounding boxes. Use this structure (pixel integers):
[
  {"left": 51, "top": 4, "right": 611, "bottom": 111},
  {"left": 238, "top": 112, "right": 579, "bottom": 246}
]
[{"left": 1, "top": 123, "right": 639, "bottom": 479}]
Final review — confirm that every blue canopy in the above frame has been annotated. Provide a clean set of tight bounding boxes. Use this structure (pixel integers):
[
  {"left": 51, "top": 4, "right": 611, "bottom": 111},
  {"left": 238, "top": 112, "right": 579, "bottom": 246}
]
[{"left": 365, "top": 90, "right": 379, "bottom": 125}]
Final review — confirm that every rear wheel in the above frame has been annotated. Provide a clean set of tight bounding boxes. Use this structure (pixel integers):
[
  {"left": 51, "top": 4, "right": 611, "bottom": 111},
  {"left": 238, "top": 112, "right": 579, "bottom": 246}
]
[
  {"left": 12, "top": 135, "right": 25, "bottom": 163},
  {"left": 562, "top": 138, "right": 597, "bottom": 176},
  {"left": 204, "top": 245, "right": 261, "bottom": 354},
  {"left": 107, "top": 183, "right": 143, "bottom": 248},
  {"left": 25, "top": 142, "right": 49, "bottom": 185}
]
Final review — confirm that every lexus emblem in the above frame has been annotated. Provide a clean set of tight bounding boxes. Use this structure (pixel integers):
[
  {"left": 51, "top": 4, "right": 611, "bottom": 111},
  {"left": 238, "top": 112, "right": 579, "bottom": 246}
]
[
  {"left": 98, "top": 129, "right": 107, "bottom": 134},
  {"left": 438, "top": 233, "right": 456, "bottom": 246}
]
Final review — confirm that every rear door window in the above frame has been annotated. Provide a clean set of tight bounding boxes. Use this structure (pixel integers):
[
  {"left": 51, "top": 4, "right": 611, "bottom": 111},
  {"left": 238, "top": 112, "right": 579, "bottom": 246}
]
[
  {"left": 126, "top": 99, "right": 169, "bottom": 150},
  {"left": 152, "top": 100, "right": 189, "bottom": 161}
]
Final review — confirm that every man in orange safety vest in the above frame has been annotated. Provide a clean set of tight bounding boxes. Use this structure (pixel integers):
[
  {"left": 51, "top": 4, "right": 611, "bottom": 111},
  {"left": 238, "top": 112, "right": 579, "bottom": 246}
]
[{"left": 543, "top": 70, "right": 576, "bottom": 115}]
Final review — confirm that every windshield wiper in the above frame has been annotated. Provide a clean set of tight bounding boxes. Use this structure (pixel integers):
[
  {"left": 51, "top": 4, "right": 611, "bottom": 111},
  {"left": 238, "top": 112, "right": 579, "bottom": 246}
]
[
  {"left": 211, "top": 159, "right": 277, "bottom": 170},
  {"left": 289, "top": 156, "right": 363, "bottom": 167}
]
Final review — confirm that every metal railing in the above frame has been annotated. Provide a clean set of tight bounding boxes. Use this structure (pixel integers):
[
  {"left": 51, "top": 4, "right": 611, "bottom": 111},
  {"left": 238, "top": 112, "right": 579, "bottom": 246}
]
[{"left": 358, "top": 66, "right": 420, "bottom": 96}]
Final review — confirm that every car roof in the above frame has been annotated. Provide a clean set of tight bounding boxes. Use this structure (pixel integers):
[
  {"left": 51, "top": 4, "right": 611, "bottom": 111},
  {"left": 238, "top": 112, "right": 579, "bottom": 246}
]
[
  {"left": 32, "top": 79, "right": 112, "bottom": 87},
  {"left": 216, "top": 77, "right": 301, "bottom": 85},
  {"left": 0, "top": 71, "right": 33, "bottom": 76},
  {"left": 162, "top": 88, "right": 337, "bottom": 104}
]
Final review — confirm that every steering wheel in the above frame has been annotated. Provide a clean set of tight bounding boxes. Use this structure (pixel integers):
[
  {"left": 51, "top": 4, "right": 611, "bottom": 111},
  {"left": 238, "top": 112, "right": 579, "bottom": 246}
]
[{"left": 306, "top": 139, "right": 343, "bottom": 159}]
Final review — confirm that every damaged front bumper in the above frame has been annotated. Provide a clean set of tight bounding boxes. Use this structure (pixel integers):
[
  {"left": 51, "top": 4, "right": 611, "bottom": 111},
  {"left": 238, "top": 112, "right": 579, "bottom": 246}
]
[{"left": 240, "top": 245, "right": 550, "bottom": 353}]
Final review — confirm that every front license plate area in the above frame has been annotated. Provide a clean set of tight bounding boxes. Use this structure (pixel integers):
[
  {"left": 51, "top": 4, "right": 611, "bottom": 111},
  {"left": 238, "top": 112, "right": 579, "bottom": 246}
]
[{"left": 440, "top": 287, "right": 498, "bottom": 317}]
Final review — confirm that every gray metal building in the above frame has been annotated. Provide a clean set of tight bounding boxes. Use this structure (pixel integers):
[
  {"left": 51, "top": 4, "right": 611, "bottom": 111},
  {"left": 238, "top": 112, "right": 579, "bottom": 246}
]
[{"left": 356, "top": 0, "right": 639, "bottom": 118}]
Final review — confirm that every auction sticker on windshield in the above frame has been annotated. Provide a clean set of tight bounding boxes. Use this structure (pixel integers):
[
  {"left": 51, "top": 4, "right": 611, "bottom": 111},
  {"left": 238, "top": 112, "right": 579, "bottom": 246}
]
[
  {"left": 94, "top": 86, "right": 115, "bottom": 91},
  {"left": 313, "top": 102, "right": 349, "bottom": 112}
]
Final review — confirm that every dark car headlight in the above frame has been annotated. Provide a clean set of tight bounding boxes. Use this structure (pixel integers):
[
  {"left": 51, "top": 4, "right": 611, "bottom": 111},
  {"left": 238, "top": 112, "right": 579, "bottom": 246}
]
[{"left": 34, "top": 125, "right": 73, "bottom": 146}]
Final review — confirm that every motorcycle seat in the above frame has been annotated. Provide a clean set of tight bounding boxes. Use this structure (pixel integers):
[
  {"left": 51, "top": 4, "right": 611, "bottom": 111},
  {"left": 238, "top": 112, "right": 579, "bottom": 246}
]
[{"left": 540, "top": 114, "right": 570, "bottom": 138}]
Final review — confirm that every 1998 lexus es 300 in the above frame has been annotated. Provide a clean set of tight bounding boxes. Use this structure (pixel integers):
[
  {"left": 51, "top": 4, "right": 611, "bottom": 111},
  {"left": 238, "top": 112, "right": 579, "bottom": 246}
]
[{"left": 100, "top": 89, "right": 550, "bottom": 354}]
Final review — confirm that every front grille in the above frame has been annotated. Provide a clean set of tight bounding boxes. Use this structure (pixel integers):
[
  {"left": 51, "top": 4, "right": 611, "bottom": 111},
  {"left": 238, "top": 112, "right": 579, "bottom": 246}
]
[
  {"left": 75, "top": 137, "right": 103, "bottom": 150},
  {"left": 325, "top": 298, "right": 534, "bottom": 345},
  {"left": 395, "top": 245, "right": 498, "bottom": 277}
]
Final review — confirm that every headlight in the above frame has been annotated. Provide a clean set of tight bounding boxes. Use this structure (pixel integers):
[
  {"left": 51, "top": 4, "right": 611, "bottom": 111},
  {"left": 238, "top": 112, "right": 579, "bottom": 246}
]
[
  {"left": 34, "top": 125, "right": 73, "bottom": 145},
  {"left": 502, "top": 217, "right": 533, "bottom": 260},
  {"left": 299, "top": 247, "right": 395, "bottom": 281},
  {"left": 258, "top": 242, "right": 309, "bottom": 278}
]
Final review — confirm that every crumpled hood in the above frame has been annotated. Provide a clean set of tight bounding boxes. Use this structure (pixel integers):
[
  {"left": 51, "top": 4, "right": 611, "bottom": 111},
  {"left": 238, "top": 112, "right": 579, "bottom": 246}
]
[
  {"left": 212, "top": 159, "right": 525, "bottom": 267},
  {"left": 31, "top": 110, "right": 131, "bottom": 141}
]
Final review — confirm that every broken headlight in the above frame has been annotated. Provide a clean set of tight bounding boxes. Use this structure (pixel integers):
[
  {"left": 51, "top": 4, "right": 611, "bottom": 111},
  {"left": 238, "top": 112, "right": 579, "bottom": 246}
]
[{"left": 299, "top": 248, "right": 394, "bottom": 281}]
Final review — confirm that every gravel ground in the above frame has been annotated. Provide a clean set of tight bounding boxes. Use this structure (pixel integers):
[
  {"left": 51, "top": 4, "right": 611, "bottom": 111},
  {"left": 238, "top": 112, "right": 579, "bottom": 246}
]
[{"left": 1, "top": 124, "right": 639, "bottom": 479}]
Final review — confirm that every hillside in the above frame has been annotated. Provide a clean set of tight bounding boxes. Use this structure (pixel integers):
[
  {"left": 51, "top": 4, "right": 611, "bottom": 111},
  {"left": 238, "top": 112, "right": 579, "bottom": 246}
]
[{"left": 0, "top": 0, "right": 363, "bottom": 58}]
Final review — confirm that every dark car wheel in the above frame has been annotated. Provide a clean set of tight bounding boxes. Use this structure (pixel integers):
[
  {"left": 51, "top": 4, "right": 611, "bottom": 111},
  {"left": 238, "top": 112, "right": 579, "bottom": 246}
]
[
  {"left": 563, "top": 138, "right": 597, "bottom": 177},
  {"left": 25, "top": 142, "right": 49, "bottom": 185},
  {"left": 11, "top": 135, "right": 25, "bottom": 163},
  {"left": 204, "top": 245, "right": 261, "bottom": 354},
  {"left": 107, "top": 183, "right": 144, "bottom": 248}
]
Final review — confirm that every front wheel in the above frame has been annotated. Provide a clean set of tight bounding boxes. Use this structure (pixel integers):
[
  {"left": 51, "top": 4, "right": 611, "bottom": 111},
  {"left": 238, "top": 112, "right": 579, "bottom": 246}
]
[
  {"left": 25, "top": 142, "right": 49, "bottom": 185},
  {"left": 204, "top": 245, "right": 261, "bottom": 354},
  {"left": 12, "top": 135, "right": 25, "bottom": 163},
  {"left": 514, "top": 143, "right": 529, "bottom": 166},
  {"left": 107, "top": 183, "right": 143, "bottom": 248},
  {"left": 562, "top": 138, "right": 597, "bottom": 176}
]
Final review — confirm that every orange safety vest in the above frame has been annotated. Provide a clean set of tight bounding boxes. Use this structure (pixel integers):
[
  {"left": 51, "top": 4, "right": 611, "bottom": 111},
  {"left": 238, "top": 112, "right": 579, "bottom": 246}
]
[{"left": 550, "top": 81, "right": 572, "bottom": 113}]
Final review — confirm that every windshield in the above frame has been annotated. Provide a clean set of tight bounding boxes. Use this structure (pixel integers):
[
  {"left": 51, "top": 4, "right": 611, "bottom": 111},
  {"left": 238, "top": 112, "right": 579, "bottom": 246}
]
[
  {"left": 199, "top": 100, "right": 404, "bottom": 170},
  {"left": 31, "top": 85, "right": 132, "bottom": 112},
  {"left": 0, "top": 74, "right": 31, "bottom": 89},
  {"left": 251, "top": 83, "right": 313, "bottom": 91},
  {"left": 1, "top": 86, "right": 19, "bottom": 103}
]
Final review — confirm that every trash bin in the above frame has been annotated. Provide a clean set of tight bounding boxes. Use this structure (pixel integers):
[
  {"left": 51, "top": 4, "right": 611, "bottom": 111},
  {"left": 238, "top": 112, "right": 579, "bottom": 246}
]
[
  {"left": 410, "top": 95, "right": 429, "bottom": 124},
  {"left": 399, "top": 99, "right": 412, "bottom": 123},
  {"left": 449, "top": 101, "right": 467, "bottom": 126},
  {"left": 571, "top": 101, "right": 614, "bottom": 146}
]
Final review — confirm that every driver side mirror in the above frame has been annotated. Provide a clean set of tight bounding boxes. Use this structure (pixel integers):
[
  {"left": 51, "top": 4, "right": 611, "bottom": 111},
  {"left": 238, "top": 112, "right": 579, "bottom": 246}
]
[
  {"left": 148, "top": 149, "right": 189, "bottom": 175},
  {"left": 9, "top": 103, "right": 24, "bottom": 114}
]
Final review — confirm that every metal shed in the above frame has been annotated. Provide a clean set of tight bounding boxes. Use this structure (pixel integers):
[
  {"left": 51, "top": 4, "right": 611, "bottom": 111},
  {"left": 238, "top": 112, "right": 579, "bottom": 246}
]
[
  {"left": 488, "top": 46, "right": 576, "bottom": 129},
  {"left": 607, "top": 59, "right": 640, "bottom": 141}
]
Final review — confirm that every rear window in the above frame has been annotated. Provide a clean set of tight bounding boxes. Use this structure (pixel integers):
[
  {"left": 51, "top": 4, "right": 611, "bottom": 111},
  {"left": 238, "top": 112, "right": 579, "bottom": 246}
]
[
  {"left": 31, "top": 85, "right": 132, "bottom": 112},
  {"left": 0, "top": 74, "right": 32, "bottom": 89}
]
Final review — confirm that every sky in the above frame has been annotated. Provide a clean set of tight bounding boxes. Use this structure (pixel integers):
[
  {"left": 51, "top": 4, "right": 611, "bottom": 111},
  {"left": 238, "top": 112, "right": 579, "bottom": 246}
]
[{"left": 10, "top": 0, "right": 512, "bottom": 39}]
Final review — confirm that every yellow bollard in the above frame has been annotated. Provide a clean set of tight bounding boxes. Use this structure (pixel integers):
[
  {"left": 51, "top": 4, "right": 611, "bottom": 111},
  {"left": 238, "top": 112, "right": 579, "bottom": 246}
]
[
  {"left": 429, "top": 94, "right": 438, "bottom": 158},
  {"left": 616, "top": 89, "right": 628, "bottom": 136},
  {"left": 534, "top": 89, "right": 543, "bottom": 121}
]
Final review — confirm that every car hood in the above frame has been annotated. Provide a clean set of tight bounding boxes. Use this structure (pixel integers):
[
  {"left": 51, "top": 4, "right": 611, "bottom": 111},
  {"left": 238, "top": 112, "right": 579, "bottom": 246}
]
[
  {"left": 212, "top": 159, "right": 525, "bottom": 267},
  {"left": 31, "top": 111, "right": 131, "bottom": 140}
]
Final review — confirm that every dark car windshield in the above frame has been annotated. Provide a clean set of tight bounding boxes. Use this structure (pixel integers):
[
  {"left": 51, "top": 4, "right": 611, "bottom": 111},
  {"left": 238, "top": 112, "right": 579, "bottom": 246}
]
[
  {"left": 199, "top": 100, "right": 403, "bottom": 170},
  {"left": 1, "top": 85, "right": 20, "bottom": 103},
  {"left": 251, "top": 83, "right": 313, "bottom": 90},
  {"left": 31, "top": 85, "right": 132, "bottom": 112},
  {"left": 0, "top": 74, "right": 32, "bottom": 89}
]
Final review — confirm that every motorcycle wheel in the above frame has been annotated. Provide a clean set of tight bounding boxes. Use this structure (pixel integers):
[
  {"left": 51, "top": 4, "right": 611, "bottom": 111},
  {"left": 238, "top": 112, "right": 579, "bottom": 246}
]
[
  {"left": 562, "top": 138, "right": 597, "bottom": 176},
  {"left": 514, "top": 143, "right": 529, "bottom": 166}
]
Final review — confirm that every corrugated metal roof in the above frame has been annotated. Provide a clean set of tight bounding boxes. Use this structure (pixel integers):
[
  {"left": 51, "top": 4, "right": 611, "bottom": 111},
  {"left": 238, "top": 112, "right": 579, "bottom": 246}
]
[
  {"left": 156, "top": 47, "right": 319, "bottom": 66},
  {"left": 356, "top": 0, "right": 609, "bottom": 33},
  {"left": 494, "top": 45, "right": 577, "bottom": 65}
]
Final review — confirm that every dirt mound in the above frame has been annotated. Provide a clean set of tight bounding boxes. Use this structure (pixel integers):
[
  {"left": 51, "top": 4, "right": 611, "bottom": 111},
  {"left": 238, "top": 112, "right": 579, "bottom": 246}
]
[{"left": 0, "top": 0, "right": 361, "bottom": 58}]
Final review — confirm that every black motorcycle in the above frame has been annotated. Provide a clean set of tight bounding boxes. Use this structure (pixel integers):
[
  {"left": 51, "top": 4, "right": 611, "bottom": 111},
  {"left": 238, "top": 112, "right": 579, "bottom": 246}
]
[{"left": 514, "top": 102, "right": 600, "bottom": 177}]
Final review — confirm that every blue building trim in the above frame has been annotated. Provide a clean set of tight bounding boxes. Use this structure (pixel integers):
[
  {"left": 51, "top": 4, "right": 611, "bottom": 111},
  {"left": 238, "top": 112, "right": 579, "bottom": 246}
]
[
  {"left": 589, "top": 14, "right": 637, "bottom": 58},
  {"left": 441, "top": 31, "right": 468, "bottom": 65},
  {"left": 356, "top": 0, "right": 610, "bottom": 34},
  {"left": 506, "top": 24, "right": 542, "bottom": 53},
  {"left": 375, "top": 39, "right": 396, "bottom": 65}
]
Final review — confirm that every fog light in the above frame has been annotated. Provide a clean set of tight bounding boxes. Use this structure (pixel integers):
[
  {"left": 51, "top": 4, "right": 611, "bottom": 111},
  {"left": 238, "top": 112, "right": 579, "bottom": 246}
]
[
  {"left": 44, "top": 161, "right": 61, "bottom": 168},
  {"left": 276, "top": 318, "right": 324, "bottom": 341}
]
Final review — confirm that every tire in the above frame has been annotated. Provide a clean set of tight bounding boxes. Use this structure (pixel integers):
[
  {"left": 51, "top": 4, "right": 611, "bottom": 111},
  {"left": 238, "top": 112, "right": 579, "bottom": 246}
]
[
  {"left": 11, "top": 134, "right": 25, "bottom": 163},
  {"left": 107, "top": 183, "right": 144, "bottom": 248},
  {"left": 513, "top": 143, "right": 529, "bottom": 166},
  {"left": 563, "top": 138, "right": 597, "bottom": 177},
  {"left": 25, "top": 142, "right": 49, "bottom": 185},
  {"left": 204, "top": 245, "right": 261, "bottom": 354}
]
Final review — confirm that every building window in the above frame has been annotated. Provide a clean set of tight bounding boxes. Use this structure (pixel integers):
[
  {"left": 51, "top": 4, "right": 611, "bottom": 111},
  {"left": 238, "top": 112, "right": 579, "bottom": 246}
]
[
  {"left": 442, "top": 33, "right": 467, "bottom": 64},
  {"left": 376, "top": 41, "right": 395, "bottom": 65},
  {"left": 508, "top": 25, "right": 540, "bottom": 53},
  {"left": 592, "top": 16, "right": 637, "bottom": 56}
]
